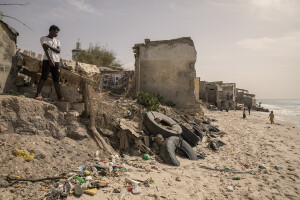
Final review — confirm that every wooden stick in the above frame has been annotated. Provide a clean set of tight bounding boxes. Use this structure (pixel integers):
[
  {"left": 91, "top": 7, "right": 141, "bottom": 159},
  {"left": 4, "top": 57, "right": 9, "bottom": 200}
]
[{"left": 7, "top": 176, "right": 66, "bottom": 183}]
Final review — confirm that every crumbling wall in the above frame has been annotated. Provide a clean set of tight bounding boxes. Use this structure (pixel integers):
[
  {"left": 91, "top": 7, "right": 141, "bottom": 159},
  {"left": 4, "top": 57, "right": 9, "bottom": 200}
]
[
  {"left": 0, "top": 22, "right": 18, "bottom": 93},
  {"left": 199, "top": 81, "right": 207, "bottom": 101},
  {"left": 236, "top": 89, "right": 256, "bottom": 107},
  {"left": 133, "top": 37, "right": 198, "bottom": 108},
  {"left": 194, "top": 77, "right": 200, "bottom": 100}
]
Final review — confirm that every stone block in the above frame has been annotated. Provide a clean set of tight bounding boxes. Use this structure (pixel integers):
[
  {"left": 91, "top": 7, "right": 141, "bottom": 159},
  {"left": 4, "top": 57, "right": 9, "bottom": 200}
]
[
  {"left": 41, "top": 85, "right": 53, "bottom": 97},
  {"left": 46, "top": 85, "right": 82, "bottom": 102},
  {"left": 55, "top": 102, "right": 70, "bottom": 112},
  {"left": 70, "top": 103, "right": 85, "bottom": 115},
  {"left": 64, "top": 110, "right": 80, "bottom": 122},
  {"left": 60, "top": 86, "right": 82, "bottom": 103}
]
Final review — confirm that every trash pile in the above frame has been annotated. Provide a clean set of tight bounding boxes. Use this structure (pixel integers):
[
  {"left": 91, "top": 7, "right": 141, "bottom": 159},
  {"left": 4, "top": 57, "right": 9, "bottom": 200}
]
[
  {"left": 0, "top": 92, "right": 227, "bottom": 199},
  {"left": 43, "top": 154, "right": 156, "bottom": 199},
  {"left": 92, "top": 94, "right": 227, "bottom": 167}
]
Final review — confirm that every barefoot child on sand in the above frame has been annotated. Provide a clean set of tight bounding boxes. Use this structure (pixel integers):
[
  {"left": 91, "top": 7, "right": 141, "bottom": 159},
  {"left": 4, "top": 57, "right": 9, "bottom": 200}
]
[{"left": 269, "top": 111, "right": 274, "bottom": 124}]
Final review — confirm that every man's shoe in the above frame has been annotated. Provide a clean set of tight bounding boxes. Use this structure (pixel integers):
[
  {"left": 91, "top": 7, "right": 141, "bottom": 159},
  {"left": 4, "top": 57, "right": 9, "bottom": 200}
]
[
  {"left": 58, "top": 97, "right": 66, "bottom": 102},
  {"left": 34, "top": 96, "right": 43, "bottom": 101}
]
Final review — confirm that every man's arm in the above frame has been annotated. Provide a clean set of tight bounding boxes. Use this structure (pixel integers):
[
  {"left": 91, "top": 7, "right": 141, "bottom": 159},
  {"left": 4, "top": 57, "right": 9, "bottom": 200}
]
[
  {"left": 42, "top": 44, "right": 61, "bottom": 53},
  {"left": 42, "top": 45, "right": 55, "bottom": 66}
]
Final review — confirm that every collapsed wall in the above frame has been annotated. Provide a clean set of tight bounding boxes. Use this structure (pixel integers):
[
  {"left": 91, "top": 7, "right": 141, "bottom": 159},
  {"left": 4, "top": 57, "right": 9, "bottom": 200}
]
[
  {"left": 0, "top": 21, "right": 18, "bottom": 93},
  {"left": 0, "top": 95, "right": 88, "bottom": 140},
  {"left": 133, "top": 37, "right": 199, "bottom": 109}
]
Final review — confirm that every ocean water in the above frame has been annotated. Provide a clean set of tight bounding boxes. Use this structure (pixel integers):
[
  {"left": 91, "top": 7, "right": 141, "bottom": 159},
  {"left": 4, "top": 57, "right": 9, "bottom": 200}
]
[{"left": 257, "top": 99, "right": 300, "bottom": 127}]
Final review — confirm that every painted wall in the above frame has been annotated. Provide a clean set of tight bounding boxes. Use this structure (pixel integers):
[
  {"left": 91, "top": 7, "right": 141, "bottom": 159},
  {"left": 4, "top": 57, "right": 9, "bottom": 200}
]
[
  {"left": 0, "top": 22, "right": 17, "bottom": 93},
  {"left": 134, "top": 38, "right": 197, "bottom": 108}
]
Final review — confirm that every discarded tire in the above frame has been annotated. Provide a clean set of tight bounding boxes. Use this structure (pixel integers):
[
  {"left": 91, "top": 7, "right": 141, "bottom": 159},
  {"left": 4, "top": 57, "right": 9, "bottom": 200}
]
[
  {"left": 180, "top": 124, "right": 199, "bottom": 147},
  {"left": 193, "top": 125, "right": 207, "bottom": 141},
  {"left": 208, "top": 139, "right": 226, "bottom": 151},
  {"left": 208, "top": 140, "right": 219, "bottom": 151},
  {"left": 160, "top": 136, "right": 198, "bottom": 166},
  {"left": 143, "top": 111, "right": 182, "bottom": 138},
  {"left": 206, "top": 124, "right": 220, "bottom": 132}
]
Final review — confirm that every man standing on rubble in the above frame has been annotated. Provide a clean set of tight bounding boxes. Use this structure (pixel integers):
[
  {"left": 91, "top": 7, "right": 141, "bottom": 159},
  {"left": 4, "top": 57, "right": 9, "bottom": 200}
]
[{"left": 35, "top": 25, "right": 65, "bottom": 101}]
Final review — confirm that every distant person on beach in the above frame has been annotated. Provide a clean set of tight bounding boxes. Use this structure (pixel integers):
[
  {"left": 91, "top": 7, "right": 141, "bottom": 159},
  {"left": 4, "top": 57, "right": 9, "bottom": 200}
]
[
  {"left": 243, "top": 108, "right": 246, "bottom": 119},
  {"left": 248, "top": 105, "right": 251, "bottom": 115},
  {"left": 226, "top": 92, "right": 230, "bottom": 100},
  {"left": 269, "top": 111, "right": 274, "bottom": 124},
  {"left": 259, "top": 102, "right": 262, "bottom": 107},
  {"left": 228, "top": 101, "right": 232, "bottom": 110}
]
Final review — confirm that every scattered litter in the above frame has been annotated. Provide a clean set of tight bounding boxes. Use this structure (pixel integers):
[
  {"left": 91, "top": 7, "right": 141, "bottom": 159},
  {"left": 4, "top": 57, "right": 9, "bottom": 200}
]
[
  {"left": 259, "top": 164, "right": 266, "bottom": 169},
  {"left": 119, "top": 190, "right": 126, "bottom": 200},
  {"left": 232, "top": 176, "right": 241, "bottom": 180},
  {"left": 84, "top": 188, "right": 97, "bottom": 196},
  {"left": 143, "top": 153, "right": 151, "bottom": 160},
  {"left": 14, "top": 148, "right": 35, "bottom": 161},
  {"left": 127, "top": 186, "right": 133, "bottom": 191},
  {"left": 274, "top": 166, "right": 283, "bottom": 170},
  {"left": 241, "top": 163, "right": 249, "bottom": 169},
  {"left": 288, "top": 167, "right": 295, "bottom": 171},
  {"left": 132, "top": 182, "right": 141, "bottom": 194},
  {"left": 227, "top": 186, "right": 234, "bottom": 192},
  {"left": 74, "top": 185, "right": 84, "bottom": 197}
]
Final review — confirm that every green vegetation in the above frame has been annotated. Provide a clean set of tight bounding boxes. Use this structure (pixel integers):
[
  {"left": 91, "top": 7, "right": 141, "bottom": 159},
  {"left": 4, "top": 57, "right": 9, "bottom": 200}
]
[
  {"left": 165, "top": 101, "right": 176, "bottom": 107},
  {"left": 137, "top": 92, "right": 176, "bottom": 111},
  {"left": 74, "top": 43, "right": 122, "bottom": 68},
  {"left": 137, "top": 92, "right": 161, "bottom": 111}
]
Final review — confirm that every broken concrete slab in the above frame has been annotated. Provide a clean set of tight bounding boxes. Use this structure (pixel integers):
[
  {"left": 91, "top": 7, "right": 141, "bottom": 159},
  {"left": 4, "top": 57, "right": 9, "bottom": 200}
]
[
  {"left": 55, "top": 101, "right": 70, "bottom": 112},
  {"left": 42, "top": 85, "right": 82, "bottom": 103},
  {"left": 70, "top": 103, "right": 85, "bottom": 115}
]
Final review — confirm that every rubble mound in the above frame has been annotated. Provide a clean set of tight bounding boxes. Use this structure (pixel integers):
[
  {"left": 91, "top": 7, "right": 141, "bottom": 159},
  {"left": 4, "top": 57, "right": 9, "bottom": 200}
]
[
  {"left": 0, "top": 95, "right": 105, "bottom": 199},
  {"left": 0, "top": 95, "right": 88, "bottom": 140}
]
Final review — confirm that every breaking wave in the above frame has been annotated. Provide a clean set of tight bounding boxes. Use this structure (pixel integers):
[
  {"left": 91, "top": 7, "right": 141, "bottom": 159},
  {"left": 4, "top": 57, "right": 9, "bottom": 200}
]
[{"left": 258, "top": 99, "right": 300, "bottom": 127}]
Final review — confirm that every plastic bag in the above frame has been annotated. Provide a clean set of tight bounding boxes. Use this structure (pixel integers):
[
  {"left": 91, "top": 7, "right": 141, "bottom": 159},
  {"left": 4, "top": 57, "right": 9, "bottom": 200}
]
[{"left": 14, "top": 148, "right": 35, "bottom": 161}]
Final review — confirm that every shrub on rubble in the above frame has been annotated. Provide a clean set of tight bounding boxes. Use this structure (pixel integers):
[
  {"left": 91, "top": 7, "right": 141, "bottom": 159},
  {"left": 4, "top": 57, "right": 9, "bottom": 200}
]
[{"left": 137, "top": 92, "right": 162, "bottom": 111}]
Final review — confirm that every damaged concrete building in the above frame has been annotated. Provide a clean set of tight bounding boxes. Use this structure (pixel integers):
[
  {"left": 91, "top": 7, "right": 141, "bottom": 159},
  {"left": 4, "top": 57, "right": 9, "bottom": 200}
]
[
  {"left": 235, "top": 88, "right": 256, "bottom": 107},
  {"left": 0, "top": 20, "right": 19, "bottom": 93},
  {"left": 199, "top": 81, "right": 236, "bottom": 109},
  {"left": 133, "top": 37, "right": 200, "bottom": 109}
]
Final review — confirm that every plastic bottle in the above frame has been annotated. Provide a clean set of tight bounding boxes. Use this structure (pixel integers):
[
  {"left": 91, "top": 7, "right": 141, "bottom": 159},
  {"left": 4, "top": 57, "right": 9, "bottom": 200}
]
[
  {"left": 275, "top": 166, "right": 283, "bottom": 170},
  {"left": 288, "top": 167, "right": 294, "bottom": 171},
  {"left": 258, "top": 164, "right": 265, "bottom": 169},
  {"left": 75, "top": 176, "right": 86, "bottom": 183},
  {"left": 232, "top": 176, "right": 241, "bottom": 180},
  {"left": 132, "top": 182, "right": 141, "bottom": 194},
  {"left": 119, "top": 167, "right": 127, "bottom": 173},
  {"left": 143, "top": 154, "right": 150, "bottom": 160},
  {"left": 108, "top": 166, "right": 113, "bottom": 173}
]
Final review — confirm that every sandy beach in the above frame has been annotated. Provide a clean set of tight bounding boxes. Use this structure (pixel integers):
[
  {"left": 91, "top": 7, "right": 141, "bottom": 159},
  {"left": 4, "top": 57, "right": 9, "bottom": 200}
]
[{"left": 67, "top": 109, "right": 300, "bottom": 200}]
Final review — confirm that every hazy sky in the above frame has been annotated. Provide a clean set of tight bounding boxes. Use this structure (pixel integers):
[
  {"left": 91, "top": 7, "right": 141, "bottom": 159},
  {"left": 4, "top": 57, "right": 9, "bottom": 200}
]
[{"left": 1, "top": 0, "right": 300, "bottom": 99}]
